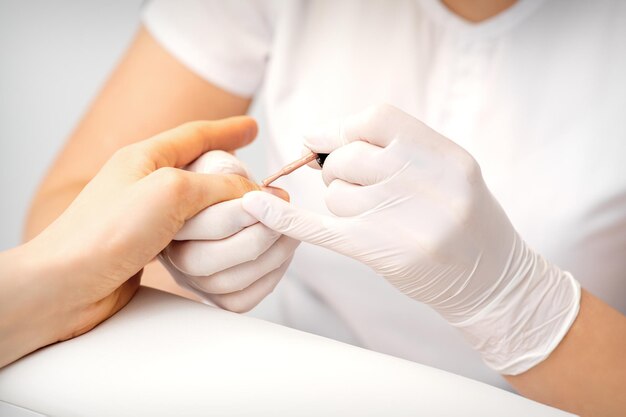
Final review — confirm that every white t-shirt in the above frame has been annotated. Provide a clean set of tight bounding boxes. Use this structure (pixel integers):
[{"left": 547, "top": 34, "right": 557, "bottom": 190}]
[{"left": 143, "top": 0, "right": 626, "bottom": 388}]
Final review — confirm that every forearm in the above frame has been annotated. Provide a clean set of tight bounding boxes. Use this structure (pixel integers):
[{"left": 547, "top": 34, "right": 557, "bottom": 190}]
[
  {"left": 24, "top": 182, "right": 87, "bottom": 240},
  {"left": 506, "top": 290, "right": 626, "bottom": 417},
  {"left": 0, "top": 245, "right": 62, "bottom": 368}
]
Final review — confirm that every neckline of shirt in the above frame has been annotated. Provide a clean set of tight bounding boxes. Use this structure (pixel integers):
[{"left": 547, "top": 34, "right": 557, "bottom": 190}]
[{"left": 416, "top": 0, "right": 547, "bottom": 40}]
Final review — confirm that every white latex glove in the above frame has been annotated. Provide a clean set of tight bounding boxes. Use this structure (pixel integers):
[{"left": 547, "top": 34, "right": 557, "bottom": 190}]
[
  {"left": 160, "top": 151, "right": 299, "bottom": 313},
  {"left": 242, "top": 104, "right": 581, "bottom": 375}
]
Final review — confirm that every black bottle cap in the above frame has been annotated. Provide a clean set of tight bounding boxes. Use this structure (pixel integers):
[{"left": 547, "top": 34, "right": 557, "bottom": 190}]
[{"left": 316, "top": 153, "right": 329, "bottom": 168}]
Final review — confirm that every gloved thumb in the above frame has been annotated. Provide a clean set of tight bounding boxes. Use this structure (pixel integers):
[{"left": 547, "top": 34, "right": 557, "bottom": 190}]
[
  {"left": 187, "top": 150, "right": 252, "bottom": 179},
  {"left": 242, "top": 191, "right": 342, "bottom": 249}
]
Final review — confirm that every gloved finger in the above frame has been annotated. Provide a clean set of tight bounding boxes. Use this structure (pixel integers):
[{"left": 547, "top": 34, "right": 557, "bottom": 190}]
[
  {"left": 165, "top": 223, "right": 281, "bottom": 277},
  {"left": 189, "top": 236, "right": 299, "bottom": 294},
  {"left": 303, "top": 117, "right": 345, "bottom": 152},
  {"left": 303, "top": 104, "right": 440, "bottom": 161},
  {"left": 175, "top": 187, "right": 290, "bottom": 240},
  {"left": 186, "top": 149, "right": 252, "bottom": 179},
  {"left": 174, "top": 198, "right": 257, "bottom": 240},
  {"left": 321, "top": 140, "right": 394, "bottom": 186},
  {"left": 242, "top": 191, "right": 359, "bottom": 259},
  {"left": 340, "top": 104, "right": 436, "bottom": 148},
  {"left": 158, "top": 252, "right": 203, "bottom": 296},
  {"left": 324, "top": 179, "right": 384, "bottom": 217},
  {"left": 208, "top": 255, "right": 293, "bottom": 313},
  {"left": 302, "top": 118, "right": 345, "bottom": 169}
]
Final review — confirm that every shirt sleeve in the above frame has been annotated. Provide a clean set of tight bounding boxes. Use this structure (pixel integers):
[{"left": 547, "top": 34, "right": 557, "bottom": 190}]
[{"left": 141, "top": 0, "right": 276, "bottom": 98}]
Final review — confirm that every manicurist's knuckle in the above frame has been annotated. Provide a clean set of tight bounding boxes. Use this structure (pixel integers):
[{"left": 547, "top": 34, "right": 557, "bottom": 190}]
[
  {"left": 243, "top": 231, "right": 272, "bottom": 260},
  {"left": 208, "top": 278, "right": 233, "bottom": 294},
  {"left": 364, "top": 103, "right": 397, "bottom": 122},
  {"left": 203, "top": 273, "right": 242, "bottom": 294},
  {"left": 457, "top": 150, "right": 482, "bottom": 183},
  {"left": 218, "top": 296, "right": 253, "bottom": 314},
  {"left": 268, "top": 212, "right": 291, "bottom": 231},
  {"left": 248, "top": 238, "right": 266, "bottom": 259},
  {"left": 275, "top": 215, "right": 302, "bottom": 235}
]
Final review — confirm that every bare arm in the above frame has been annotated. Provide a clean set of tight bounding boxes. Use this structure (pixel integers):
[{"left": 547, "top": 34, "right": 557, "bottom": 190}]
[{"left": 506, "top": 290, "right": 626, "bottom": 417}]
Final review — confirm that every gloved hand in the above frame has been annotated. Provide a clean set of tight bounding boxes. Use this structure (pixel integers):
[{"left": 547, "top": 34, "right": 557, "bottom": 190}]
[
  {"left": 160, "top": 151, "right": 299, "bottom": 313},
  {"left": 241, "top": 104, "right": 581, "bottom": 375}
]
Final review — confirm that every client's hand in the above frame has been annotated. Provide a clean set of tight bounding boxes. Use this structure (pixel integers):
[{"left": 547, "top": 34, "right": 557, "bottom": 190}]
[
  {"left": 161, "top": 151, "right": 299, "bottom": 312},
  {"left": 0, "top": 117, "right": 259, "bottom": 368}
]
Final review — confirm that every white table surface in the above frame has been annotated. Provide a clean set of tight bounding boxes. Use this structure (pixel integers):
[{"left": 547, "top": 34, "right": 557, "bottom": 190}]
[{"left": 0, "top": 287, "right": 574, "bottom": 416}]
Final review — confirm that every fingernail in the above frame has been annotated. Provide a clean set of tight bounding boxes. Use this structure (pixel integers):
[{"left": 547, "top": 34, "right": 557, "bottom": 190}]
[{"left": 261, "top": 186, "right": 290, "bottom": 202}]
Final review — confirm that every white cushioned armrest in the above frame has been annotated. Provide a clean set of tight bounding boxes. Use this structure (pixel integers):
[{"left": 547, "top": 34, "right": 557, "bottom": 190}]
[{"left": 0, "top": 287, "right": 574, "bottom": 416}]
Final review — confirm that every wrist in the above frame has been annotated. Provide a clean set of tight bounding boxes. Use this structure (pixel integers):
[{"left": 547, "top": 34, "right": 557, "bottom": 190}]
[
  {"left": 452, "top": 235, "right": 581, "bottom": 375},
  {"left": 0, "top": 241, "right": 75, "bottom": 367}
]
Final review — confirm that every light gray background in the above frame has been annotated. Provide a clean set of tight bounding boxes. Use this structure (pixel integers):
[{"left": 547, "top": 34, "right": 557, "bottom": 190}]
[{"left": 0, "top": 0, "right": 266, "bottom": 251}]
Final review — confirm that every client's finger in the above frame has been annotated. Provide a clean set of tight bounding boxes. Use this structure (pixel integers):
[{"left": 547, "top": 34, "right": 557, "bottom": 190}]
[
  {"left": 136, "top": 117, "right": 258, "bottom": 169},
  {"left": 143, "top": 169, "right": 260, "bottom": 222}
]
